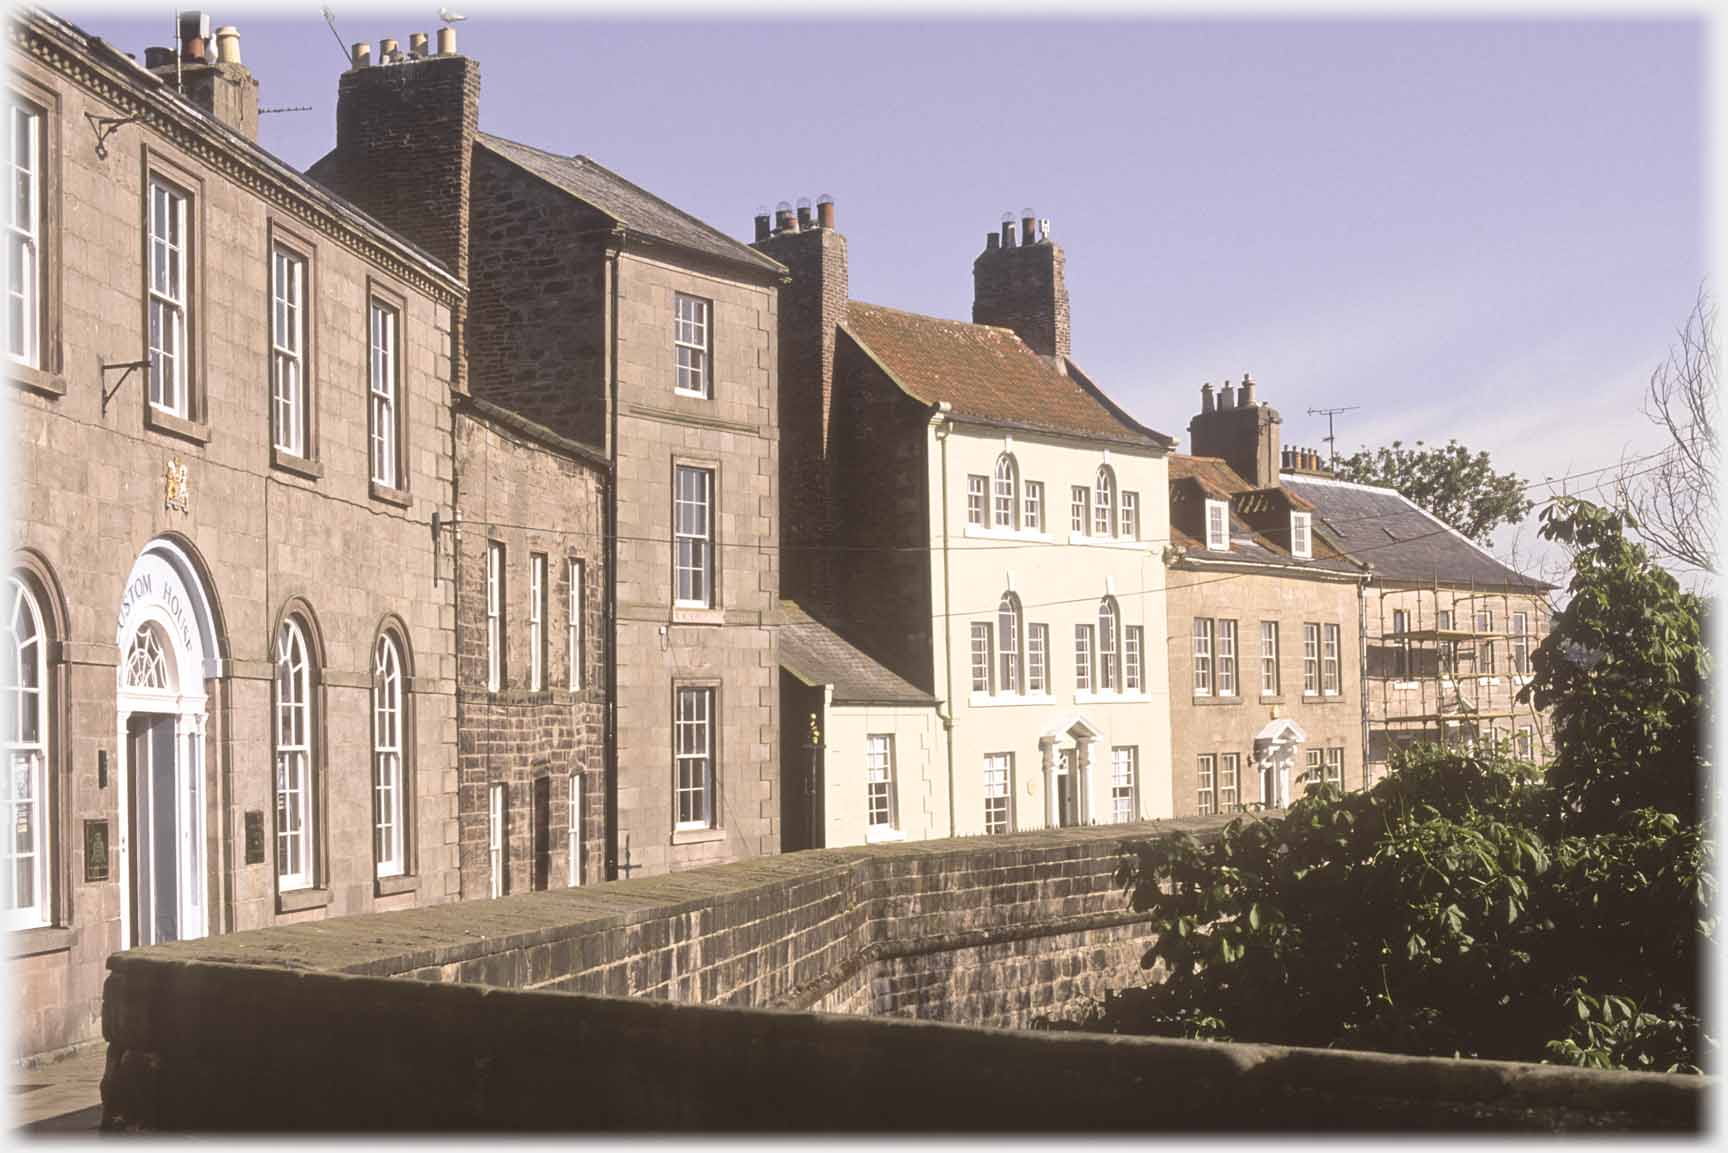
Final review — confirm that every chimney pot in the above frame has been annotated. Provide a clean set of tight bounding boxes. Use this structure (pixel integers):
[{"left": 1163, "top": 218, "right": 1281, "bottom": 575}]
[
  {"left": 815, "top": 193, "right": 835, "bottom": 230},
  {"left": 1200, "top": 381, "right": 1215, "bottom": 413},
  {"left": 436, "top": 26, "right": 457, "bottom": 55},
  {"left": 1038, "top": 217, "right": 1051, "bottom": 242},
  {"left": 1002, "top": 219, "right": 1017, "bottom": 249},
  {"left": 753, "top": 207, "right": 771, "bottom": 243},
  {"left": 350, "top": 41, "right": 372, "bottom": 68},
  {"left": 379, "top": 37, "right": 399, "bottom": 63},
  {"left": 146, "top": 45, "right": 175, "bottom": 70},
  {"left": 179, "top": 11, "right": 210, "bottom": 61},
  {"left": 795, "top": 196, "right": 812, "bottom": 230},
  {"left": 774, "top": 200, "right": 795, "bottom": 234},
  {"left": 409, "top": 31, "right": 429, "bottom": 58},
  {"left": 214, "top": 26, "right": 241, "bottom": 65},
  {"left": 1239, "top": 372, "right": 1256, "bottom": 407},
  {"left": 1020, "top": 208, "right": 1036, "bottom": 244},
  {"left": 1219, "top": 383, "right": 1236, "bottom": 411},
  {"left": 985, "top": 232, "right": 999, "bottom": 251}
]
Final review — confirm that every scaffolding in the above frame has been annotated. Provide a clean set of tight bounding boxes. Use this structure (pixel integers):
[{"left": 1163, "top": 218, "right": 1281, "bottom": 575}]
[{"left": 1365, "top": 578, "right": 1552, "bottom": 781}]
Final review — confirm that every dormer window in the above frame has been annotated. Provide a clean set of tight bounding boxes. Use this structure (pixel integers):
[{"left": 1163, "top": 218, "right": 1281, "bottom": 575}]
[
  {"left": 1291, "top": 512, "right": 1312, "bottom": 559},
  {"left": 1205, "top": 500, "right": 1229, "bottom": 551}
]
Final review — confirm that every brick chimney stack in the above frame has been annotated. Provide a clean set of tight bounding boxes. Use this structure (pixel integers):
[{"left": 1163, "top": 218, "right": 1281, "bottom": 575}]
[
  {"left": 1189, "top": 374, "right": 1283, "bottom": 488},
  {"left": 308, "top": 31, "right": 481, "bottom": 284},
  {"left": 753, "top": 193, "right": 848, "bottom": 608},
  {"left": 147, "top": 12, "right": 260, "bottom": 141},
  {"left": 973, "top": 207, "right": 1070, "bottom": 362}
]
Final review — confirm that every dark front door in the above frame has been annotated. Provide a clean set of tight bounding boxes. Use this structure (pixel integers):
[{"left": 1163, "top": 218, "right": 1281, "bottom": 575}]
[{"left": 1057, "top": 750, "right": 1079, "bottom": 828}]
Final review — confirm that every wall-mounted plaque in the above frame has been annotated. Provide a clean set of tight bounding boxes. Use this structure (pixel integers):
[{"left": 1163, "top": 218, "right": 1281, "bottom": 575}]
[
  {"left": 84, "top": 820, "right": 109, "bottom": 883},
  {"left": 244, "top": 810, "right": 265, "bottom": 865}
]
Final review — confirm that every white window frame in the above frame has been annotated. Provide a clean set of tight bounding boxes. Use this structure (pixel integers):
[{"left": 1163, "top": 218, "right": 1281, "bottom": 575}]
[
  {"left": 1192, "top": 618, "right": 1213, "bottom": 696},
  {"left": 997, "top": 594, "right": 1021, "bottom": 694},
  {"left": 1324, "top": 746, "right": 1344, "bottom": 786},
  {"left": 486, "top": 541, "right": 504, "bottom": 692},
  {"left": 1098, "top": 599, "right": 1119, "bottom": 692},
  {"left": 1205, "top": 500, "right": 1229, "bottom": 551},
  {"left": 1111, "top": 746, "right": 1138, "bottom": 824},
  {"left": 1120, "top": 491, "right": 1139, "bottom": 540},
  {"left": 1392, "top": 608, "right": 1410, "bottom": 680},
  {"left": 1023, "top": 480, "right": 1043, "bottom": 532},
  {"left": 568, "top": 558, "right": 584, "bottom": 691},
  {"left": 967, "top": 475, "right": 987, "bottom": 527},
  {"left": 4, "top": 576, "right": 48, "bottom": 928},
  {"left": 675, "top": 686, "right": 715, "bottom": 830},
  {"left": 529, "top": 553, "right": 547, "bottom": 692},
  {"left": 673, "top": 292, "right": 711, "bottom": 398},
  {"left": 270, "top": 245, "right": 307, "bottom": 456},
  {"left": 1196, "top": 754, "right": 1216, "bottom": 816},
  {"left": 147, "top": 177, "right": 189, "bottom": 417},
  {"left": 865, "top": 734, "right": 897, "bottom": 836},
  {"left": 1260, "top": 621, "right": 1279, "bottom": 696},
  {"left": 1124, "top": 625, "right": 1143, "bottom": 693},
  {"left": 1475, "top": 607, "right": 1496, "bottom": 675},
  {"left": 674, "top": 465, "right": 715, "bottom": 608},
  {"left": 275, "top": 618, "right": 314, "bottom": 893},
  {"left": 1217, "top": 619, "right": 1237, "bottom": 697},
  {"left": 983, "top": 753, "right": 1013, "bottom": 834},
  {"left": 1438, "top": 608, "right": 1457, "bottom": 678},
  {"left": 1303, "top": 622, "right": 1320, "bottom": 695},
  {"left": 1512, "top": 610, "right": 1530, "bottom": 677},
  {"left": 1074, "top": 624, "right": 1094, "bottom": 693},
  {"left": 1304, "top": 747, "right": 1323, "bottom": 787},
  {"left": 969, "top": 622, "right": 993, "bottom": 694},
  {"left": 1071, "top": 485, "right": 1089, "bottom": 534},
  {"left": 369, "top": 299, "right": 399, "bottom": 486},
  {"left": 1093, "top": 466, "right": 1116, "bottom": 537},
  {"left": 373, "top": 634, "right": 405, "bottom": 879},
  {"left": 1322, "top": 623, "right": 1341, "bottom": 696},
  {"left": 6, "top": 98, "right": 41, "bottom": 369},
  {"left": 487, "top": 782, "right": 505, "bottom": 898},
  {"left": 1027, "top": 623, "right": 1048, "bottom": 695},
  {"left": 993, "top": 454, "right": 1018, "bottom": 529},
  {"left": 1219, "top": 752, "right": 1240, "bottom": 811},
  {"left": 1515, "top": 725, "right": 1534, "bottom": 760},
  {"left": 1290, "top": 511, "right": 1312, "bottom": 559}
]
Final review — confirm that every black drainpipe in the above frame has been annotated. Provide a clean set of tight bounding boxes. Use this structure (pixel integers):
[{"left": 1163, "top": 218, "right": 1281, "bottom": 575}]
[{"left": 603, "top": 233, "right": 623, "bottom": 880}]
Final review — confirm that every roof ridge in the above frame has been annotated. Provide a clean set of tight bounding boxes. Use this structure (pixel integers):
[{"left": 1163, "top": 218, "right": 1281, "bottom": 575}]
[{"left": 848, "top": 299, "right": 1022, "bottom": 338}]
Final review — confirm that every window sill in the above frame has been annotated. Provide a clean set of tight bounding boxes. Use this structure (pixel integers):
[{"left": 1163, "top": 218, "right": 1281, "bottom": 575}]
[
  {"left": 672, "top": 825, "right": 726, "bottom": 846},
  {"left": 1391, "top": 681, "right": 1420, "bottom": 691},
  {"left": 866, "top": 827, "right": 906, "bottom": 845},
  {"left": 1075, "top": 691, "right": 1152, "bottom": 704},
  {"left": 144, "top": 405, "right": 211, "bottom": 445},
  {"left": 1476, "top": 677, "right": 1504, "bottom": 686},
  {"left": 1190, "top": 694, "right": 1243, "bottom": 706},
  {"left": 967, "top": 691, "right": 1054, "bottom": 708},
  {"left": 370, "top": 481, "right": 412, "bottom": 508},
  {"left": 963, "top": 524, "right": 1053, "bottom": 543},
  {"left": 276, "top": 886, "right": 331, "bottom": 915},
  {"left": 672, "top": 387, "right": 711, "bottom": 401},
  {"left": 7, "top": 362, "right": 65, "bottom": 399},
  {"left": 271, "top": 448, "right": 323, "bottom": 480},
  {"left": 672, "top": 605, "right": 725, "bottom": 626},
  {"left": 1260, "top": 693, "right": 1285, "bottom": 704},
  {"left": 374, "top": 872, "right": 418, "bottom": 898},
  {"left": 8, "top": 925, "right": 73, "bottom": 959},
  {"left": 1066, "top": 532, "right": 1145, "bottom": 550}
]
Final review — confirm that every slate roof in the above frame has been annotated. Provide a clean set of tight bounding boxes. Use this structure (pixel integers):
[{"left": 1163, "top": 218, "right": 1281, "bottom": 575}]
[
  {"left": 843, "top": 302, "right": 1171, "bottom": 448},
  {"left": 779, "top": 601, "right": 936, "bottom": 707},
  {"left": 475, "top": 133, "right": 784, "bottom": 277},
  {"left": 1281, "top": 475, "right": 1552, "bottom": 590},
  {"left": 1168, "top": 455, "right": 1361, "bottom": 575}
]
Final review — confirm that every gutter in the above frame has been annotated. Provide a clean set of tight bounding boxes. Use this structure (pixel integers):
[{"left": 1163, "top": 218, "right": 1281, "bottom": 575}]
[{"left": 603, "top": 231, "right": 623, "bottom": 880}]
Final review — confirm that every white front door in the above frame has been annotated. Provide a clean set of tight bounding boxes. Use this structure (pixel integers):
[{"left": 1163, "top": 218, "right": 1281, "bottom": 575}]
[{"left": 128, "top": 713, "right": 204, "bottom": 945}]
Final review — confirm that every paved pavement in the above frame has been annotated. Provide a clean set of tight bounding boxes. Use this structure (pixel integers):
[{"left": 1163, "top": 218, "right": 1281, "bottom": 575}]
[{"left": 9, "top": 1041, "right": 105, "bottom": 1135}]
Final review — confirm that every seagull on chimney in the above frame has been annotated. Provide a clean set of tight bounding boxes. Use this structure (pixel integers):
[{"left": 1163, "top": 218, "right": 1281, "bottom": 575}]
[{"left": 438, "top": 7, "right": 467, "bottom": 23}]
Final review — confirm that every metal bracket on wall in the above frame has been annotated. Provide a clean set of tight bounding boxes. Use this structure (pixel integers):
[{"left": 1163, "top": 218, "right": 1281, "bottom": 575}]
[
  {"left": 100, "top": 357, "right": 151, "bottom": 416},
  {"left": 84, "top": 111, "right": 143, "bottom": 160}
]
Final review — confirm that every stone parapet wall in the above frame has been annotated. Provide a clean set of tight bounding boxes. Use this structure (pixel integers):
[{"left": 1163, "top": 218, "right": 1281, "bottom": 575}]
[{"left": 98, "top": 818, "right": 1703, "bottom": 1131}]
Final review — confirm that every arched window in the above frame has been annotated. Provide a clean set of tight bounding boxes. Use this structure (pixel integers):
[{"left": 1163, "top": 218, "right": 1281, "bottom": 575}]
[
  {"left": 993, "top": 454, "right": 1019, "bottom": 529},
  {"left": 275, "top": 617, "right": 314, "bottom": 892},
  {"left": 1093, "top": 466, "right": 1117, "bottom": 537},
  {"left": 3, "top": 576, "right": 47, "bottom": 927},
  {"left": 124, "top": 624, "right": 171, "bottom": 691},
  {"left": 373, "top": 632, "right": 406, "bottom": 879},
  {"left": 1098, "top": 597, "right": 1120, "bottom": 692},
  {"left": 997, "top": 593, "right": 1022, "bottom": 694}
]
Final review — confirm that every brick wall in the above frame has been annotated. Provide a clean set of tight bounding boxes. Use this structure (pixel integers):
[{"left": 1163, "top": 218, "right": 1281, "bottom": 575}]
[
  {"left": 98, "top": 819, "right": 1704, "bottom": 1132},
  {"left": 827, "top": 331, "right": 935, "bottom": 691},
  {"left": 453, "top": 405, "right": 608, "bottom": 897},
  {"left": 971, "top": 235, "right": 1070, "bottom": 362}
]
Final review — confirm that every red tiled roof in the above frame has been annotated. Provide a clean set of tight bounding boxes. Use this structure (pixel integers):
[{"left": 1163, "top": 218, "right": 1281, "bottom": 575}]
[{"left": 843, "top": 302, "right": 1166, "bottom": 447}]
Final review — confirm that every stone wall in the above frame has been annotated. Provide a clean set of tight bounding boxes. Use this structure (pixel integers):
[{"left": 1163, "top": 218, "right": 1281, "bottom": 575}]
[
  {"left": 98, "top": 819, "right": 1705, "bottom": 1132},
  {"left": 452, "top": 402, "right": 609, "bottom": 897}
]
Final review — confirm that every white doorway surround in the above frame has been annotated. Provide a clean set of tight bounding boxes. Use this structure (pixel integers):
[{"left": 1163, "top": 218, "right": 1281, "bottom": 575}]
[
  {"left": 1040, "top": 716, "right": 1100, "bottom": 829},
  {"left": 114, "top": 540, "right": 220, "bottom": 950},
  {"left": 1253, "top": 717, "right": 1307, "bottom": 809}
]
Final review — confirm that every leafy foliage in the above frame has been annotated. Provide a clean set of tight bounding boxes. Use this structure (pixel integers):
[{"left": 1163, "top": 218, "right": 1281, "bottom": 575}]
[
  {"left": 1520, "top": 497, "right": 1709, "bottom": 830},
  {"left": 1335, "top": 439, "right": 1533, "bottom": 544},
  {"left": 1052, "top": 499, "right": 1712, "bottom": 1072}
]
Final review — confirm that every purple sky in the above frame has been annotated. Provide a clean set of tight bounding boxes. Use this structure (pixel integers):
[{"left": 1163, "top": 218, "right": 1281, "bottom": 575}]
[{"left": 72, "top": 9, "right": 1709, "bottom": 578}]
